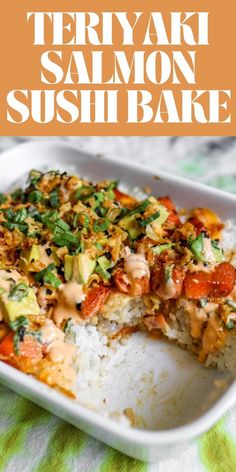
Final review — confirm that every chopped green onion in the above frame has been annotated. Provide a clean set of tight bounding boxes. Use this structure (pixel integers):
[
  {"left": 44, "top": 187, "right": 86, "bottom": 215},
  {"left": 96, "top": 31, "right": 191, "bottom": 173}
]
[
  {"left": 3, "top": 205, "right": 29, "bottom": 233},
  {"left": 28, "top": 190, "right": 42, "bottom": 204},
  {"left": 93, "top": 218, "right": 110, "bottom": 232},
  {"left": 95, "top": 265, "right": 111, "bottom": 280},
  {"left": 0, "top": 287, "right": 5, "bottom": 295},
  {"left": 76, "top": 213, "right": 90, "bottom": 229},
  {"left": 41, "top": 211, "right": 70, "bottom": 234},
  {"left": 86, "top": 192, "right": 104, "bottom": 208},
  {"left": 13, "top": 208, "right": 28, "bottom": 223},
  {"left": 43, "top": 271, "right": 62, "bottom": 288},
  {"left": 107, "top": 190, "right": 115, "bottom": 200},
  {"left": 34, "top": 263, "right": 55, "bottom": 280},
  {"left": 27, "top": 207, "right": 41, "bottom": 221},
  {"left": 34, "top": 263, "right": 62, "bottom": 288},
  {"left": 49, "top": 188, "right": 60, "bottom": 208},
  {"left": 56, "top": 219, "right": 70, "bottom": 232},
  {"left": 106, "top": 181, "right": 118, "bottom": 191},
  {"left": 9, "top": 316, "right": 29, "bottom": 331},
  {"left": 73, "top": 239, "right": 85, "bottom": 254},
  {"left": 53, "top": 229, "right": 79, "bottom": 247},
  {"left": 127, "top": 199, "right": 151, "bottom": 217},
  {"left": 8, "top": 283, "right": 29, "bottom": 302},
  {"left": 74, "top": 185, "right": 94, "bottom": 201},
  {"left": 0, "top": 193, "right": 7, "bottom": 204},
  {"left": 11, "top": 189, "right": 27, "bottom": 203},
  {"left": 28, "top": 170, "right": 42, "bottom": 186},
  {"left": 41, "top": 210, "right": 59, "bottom": 230},
  {"left": 140, "top": 211, "right": 160, "bottom": 227},
  {"left": 95, "top": 206, "right": 108, "bottom": 217},
  {"left": 2, "top": 221, "right": 28, "bottom": 234}
]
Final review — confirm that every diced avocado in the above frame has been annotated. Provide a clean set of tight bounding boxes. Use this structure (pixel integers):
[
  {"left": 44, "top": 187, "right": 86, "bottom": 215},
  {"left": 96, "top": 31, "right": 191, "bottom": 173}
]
[
  {"left": 189, "top": 233, "right": 204, "bottom": 262},
  {"left": 0, "top": 287, "right": 40, "bottom": 323},
  {"left": 24, "top": 245, "right": 40, "bottom": 264},
  {"left": 119, "top": 215, "right": 142, "bottom": 240},
  {"left": 154, "top": 204, "right": 169, "bottom": 226},
  {"left": 22, "top": 245, "right": 60, "bottom": 269},
  {"left": 189, "top": 233, "right": 224, "bottom": 264},
  {"left": 64, "top": 255, "right": 73, "bottom": 281},
  {"left": 50, "top": 247, "right": 61, "bottom": 267},
  {"left": 97, "top": 256, "right": 111, "bottom": 271},
  {"left": 211, "top": 241, "right": 224, "bottom": 263},
  {"left": 96, "top": 256, "right": 112, "bottom": 280},
  {"left": 64, "top": 254, "right": 96, "bottom": 283}
]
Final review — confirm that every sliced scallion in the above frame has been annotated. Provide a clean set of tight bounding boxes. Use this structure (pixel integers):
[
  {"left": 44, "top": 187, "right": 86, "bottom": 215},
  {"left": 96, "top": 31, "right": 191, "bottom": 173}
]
[
  {"left": 8, "top": 283, "right": 29, "bottom": 302},
  {"left": 140, "top": 211, "right": 160, "bottom": 227},
  {"left": 9, "top": 315, "right": 29, "bottom": 331},
  {"left": 95, "top": 265, "right": 111, "bottom": 280},
  {"left": 0, "top": 193, "right": 7, "bottom": 204},
  {"left": 34, "top": 263, "right": 62, "bottom": 288},
  {"left": 28, "top": 190, "right": 42, "bottom": 204},
  {"left": 93, "top": 218, "right": 110, "bottom": 233},
  {"left": 49, "top": 188, "right": 60, "bottom": 208},
  {"left": 127, "top": 199, "right": 151, "bottom": 217}
]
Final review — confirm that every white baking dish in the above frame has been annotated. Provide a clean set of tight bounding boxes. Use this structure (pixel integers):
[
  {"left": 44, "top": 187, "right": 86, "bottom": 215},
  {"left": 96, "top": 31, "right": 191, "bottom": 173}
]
[{"left": 0, "top": 141, "right": 236, "bottom": 463}]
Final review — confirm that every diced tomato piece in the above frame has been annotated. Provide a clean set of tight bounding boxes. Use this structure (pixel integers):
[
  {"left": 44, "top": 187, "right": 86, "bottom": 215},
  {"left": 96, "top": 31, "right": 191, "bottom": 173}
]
[
  {"left": 184, "top": 271, "right": 213, "bottom": 299},
  {"left": 0, "top": 332, "right": 14, "bottom": 357},
  {"left": 188, "top": 217, "right": 207, "bottom": 236},
  {"left": 0, "top": 332, "right": 43, "bottom": 361},
  {"left": 212, "top": 262, "right": 236, "bottom": 297},
  {"left": 81, "top": 286, "right": 110, "bottom": 318},
  {"left": 158, "top": 196, "right": 181, "bottom": 228},
  {"left": 190, "top": 208, "right": 224, "bottom": 239},
  {"left": 113, "top": 189, "right": 136, "bottom": 207},
  {"left": 166, "top": 212, "right": 181, "bottom": 229},
  {"left": 158, "top": 196, "right": 177, "bottom": 212}
]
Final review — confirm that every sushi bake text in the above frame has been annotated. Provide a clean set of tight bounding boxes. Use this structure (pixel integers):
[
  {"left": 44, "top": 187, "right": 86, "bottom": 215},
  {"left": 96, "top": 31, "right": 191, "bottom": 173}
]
[{"left": 6, "top": 10, "right": 232, "bottom": 125}]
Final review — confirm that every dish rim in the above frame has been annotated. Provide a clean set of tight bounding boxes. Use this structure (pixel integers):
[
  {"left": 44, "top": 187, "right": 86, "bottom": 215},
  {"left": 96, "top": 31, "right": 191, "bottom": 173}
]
[{"left": 0, "top": 139, "right": 236, "bottom": 446}]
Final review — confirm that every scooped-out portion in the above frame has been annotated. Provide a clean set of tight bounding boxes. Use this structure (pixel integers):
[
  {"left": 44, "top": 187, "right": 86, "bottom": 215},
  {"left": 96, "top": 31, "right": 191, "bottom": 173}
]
[{"left": 0, "top": 169, "right": 236, "bottom": 421}]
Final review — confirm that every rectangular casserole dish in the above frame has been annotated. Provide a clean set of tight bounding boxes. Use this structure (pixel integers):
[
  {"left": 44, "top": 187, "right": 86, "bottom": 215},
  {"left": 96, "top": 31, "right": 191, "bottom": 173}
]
[{"left": 0, "top": 140, "right": 236, "bottom": 462}]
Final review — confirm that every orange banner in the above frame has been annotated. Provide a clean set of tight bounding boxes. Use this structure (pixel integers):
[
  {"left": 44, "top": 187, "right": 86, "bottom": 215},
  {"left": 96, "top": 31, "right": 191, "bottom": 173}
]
[{"left": 0, "top": 0, "right": 235, "bottom": 135}]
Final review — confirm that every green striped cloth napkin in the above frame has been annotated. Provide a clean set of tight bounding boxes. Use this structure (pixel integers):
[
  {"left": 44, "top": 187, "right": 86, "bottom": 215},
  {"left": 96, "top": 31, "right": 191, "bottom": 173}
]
[
  {"left": 1, "top": 383, "right": 236, "bottom": 471},
  {"left": 1, "top": 159, "right": 236, "bottom": 472}
]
